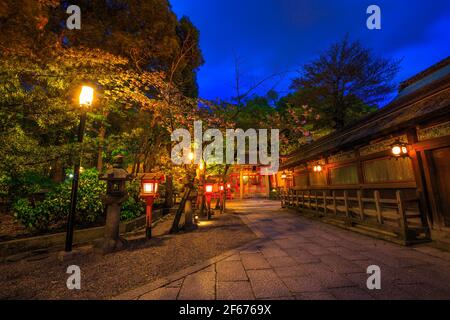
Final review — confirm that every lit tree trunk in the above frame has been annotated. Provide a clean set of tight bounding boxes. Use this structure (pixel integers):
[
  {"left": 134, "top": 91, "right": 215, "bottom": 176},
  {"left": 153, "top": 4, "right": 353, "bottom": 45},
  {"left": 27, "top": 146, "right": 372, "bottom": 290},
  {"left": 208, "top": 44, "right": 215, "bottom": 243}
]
[{"left": 164, "top": 174, "right": 174, "bottom": 209}]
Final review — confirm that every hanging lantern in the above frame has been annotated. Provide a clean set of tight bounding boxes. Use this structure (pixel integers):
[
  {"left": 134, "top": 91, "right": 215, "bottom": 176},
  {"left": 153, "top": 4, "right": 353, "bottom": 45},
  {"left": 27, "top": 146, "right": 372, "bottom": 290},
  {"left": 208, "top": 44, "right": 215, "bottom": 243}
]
[{"left": 391, "top": 140, "right": 409, "bottom": 158}]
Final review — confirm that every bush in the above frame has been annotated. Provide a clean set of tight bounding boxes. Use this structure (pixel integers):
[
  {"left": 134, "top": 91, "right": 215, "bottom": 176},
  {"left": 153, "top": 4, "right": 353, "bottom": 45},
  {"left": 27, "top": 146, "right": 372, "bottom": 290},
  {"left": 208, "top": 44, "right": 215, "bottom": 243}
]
[
  {"left": 13, "top": 168, "right": 106, "bottom": 232},
  {"left": 120, "top": 180, "right": 145, "bottom": 221}
]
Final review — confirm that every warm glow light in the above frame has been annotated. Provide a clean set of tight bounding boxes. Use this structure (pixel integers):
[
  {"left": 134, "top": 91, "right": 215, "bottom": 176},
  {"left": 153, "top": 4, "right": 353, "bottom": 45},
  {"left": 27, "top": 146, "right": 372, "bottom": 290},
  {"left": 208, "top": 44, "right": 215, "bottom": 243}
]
[
  {"left": 402, "top": 146, "right": 408, "bottom": 154},
  {"left": 142, "top": 181, "right": 158, "bottom": 195},
  {"left": 316, "top": 165, "right": 322, "bottom": 172},
  {"left": 188, "top": 152, "right": 195, "bottom": 162},
  {"left": 226, "top": 183, "right": 231, "bottom": 189},
  {"left": 281, "top": 173, "right": 287, "bottom": 179},
  {"left": 220, "top": 185, "right": 224, "bottom": 191},
  {"left": 79, "top": 86, "right": 94, "bottom": 106},
  {"left": 199, "top": 161, "right": 204, "bottom": 170},
  {"left": 143, "top": 183, "right": 154, "bottom": 194},
  {"left": 205, "top": 185, "right": 213, "bottom": 193},
  {"left": 392, "top": 146, "right": 402, "bottom": 156}
]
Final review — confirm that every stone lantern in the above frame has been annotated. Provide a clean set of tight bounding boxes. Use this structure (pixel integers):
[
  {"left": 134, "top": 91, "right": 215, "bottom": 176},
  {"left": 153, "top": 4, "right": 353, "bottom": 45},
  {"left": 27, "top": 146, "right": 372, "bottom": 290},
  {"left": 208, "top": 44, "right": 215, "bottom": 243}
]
[{"left": 99, "top": 155, "right": 131, "bottom": 254}]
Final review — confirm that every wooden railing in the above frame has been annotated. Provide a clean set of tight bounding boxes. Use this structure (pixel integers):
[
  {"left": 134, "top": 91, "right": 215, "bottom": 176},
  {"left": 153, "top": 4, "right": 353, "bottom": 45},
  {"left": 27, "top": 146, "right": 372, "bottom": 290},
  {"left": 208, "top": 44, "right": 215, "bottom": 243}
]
[{"left": 280, "top": 187, "right": 430, "bottom": 243}]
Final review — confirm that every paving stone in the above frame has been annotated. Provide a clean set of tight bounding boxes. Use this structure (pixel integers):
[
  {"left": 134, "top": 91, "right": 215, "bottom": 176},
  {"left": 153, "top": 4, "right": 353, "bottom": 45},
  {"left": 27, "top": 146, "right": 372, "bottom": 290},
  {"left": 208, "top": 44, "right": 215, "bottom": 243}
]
[
  {"left": 241, "top": 253, "right": 271, "bottom": 270},
  {"left": 311, "top": 237, "right": 340, "bottom": 248},
  {"left": 139, "top": 287, "right": 180, "bottom": 300},
  {"left": 326, "top": 246, "right": 369, "bottom": 261},
  {"left": 320, "top": 254, "right": 363, "bottom": 274},
  {"left": 260, "top": 246, "right": 288, "bottom": 258},
  {"left": 217, "top": 281, "right": 255, "bottom": 300},
  {"left": 299, "top": 243, "right": 331, "bottom": 256},
  {"left": 284, "top": 249, "right": 321, "bottom": 264},
  {"left": 310, "top": 268, "right": 356, "bottom": 289},
  {"left": 295, "top": 292, "right": 336, "bottom": 300},
  {"left": 274, "top": 265, "right": 314, "bottom": 278},
  {"left": 165, "top": 279, "right": 184, "bottom": 288},
  {"left": 274, "top": 238, "right": 305, "bottom": 249},
  {"left": 216, "top": 260, "right": 248, "bottom": 282},
  {"left": 224, "top": 254, "right": 241, "bottom": 261},
  {"left": 177, "top": 270, "right": 216, "bottom": 300},
  {"left": 267, "top": 256, "right": 298, "bottom": 268},
  {"left": 329, "top": 287, "right": 373, "bottom": 300},
  {"left": 247, "top": 269, "right": 291, "bottom": 299},
  {"left": 281, "top": 276, "right": 325, "bottom": 293}
]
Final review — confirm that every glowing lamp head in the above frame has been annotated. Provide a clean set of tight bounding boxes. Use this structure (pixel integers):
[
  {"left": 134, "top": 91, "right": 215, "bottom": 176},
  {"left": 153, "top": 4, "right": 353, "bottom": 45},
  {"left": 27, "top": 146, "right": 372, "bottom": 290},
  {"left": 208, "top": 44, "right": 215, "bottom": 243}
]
[
  {"left": 226, "top": 183, "right": 231, "bottom": 189},
  {"left": 391, "top": 141, "right": 409, "bottom": 158},
  {"left": 79, "top": 86, "right": 94, "bottom": 106},
  {"left": 205, "top": 184, "right": 213, "bottom": 194},
  {"left": 392, "top": 146, "right": 402, "bottom": 156},
  {"left": 219, "top": 185, "right": 224, "bottom": 191},
  {"left": 281, "top": 172, "right": 287, "bottom": 179},
  {"left": 142, "top": 180, "right": 158, "bottom": 196},
  {"left": 188, "top": 152, "right": 195, "bottom": 162}
]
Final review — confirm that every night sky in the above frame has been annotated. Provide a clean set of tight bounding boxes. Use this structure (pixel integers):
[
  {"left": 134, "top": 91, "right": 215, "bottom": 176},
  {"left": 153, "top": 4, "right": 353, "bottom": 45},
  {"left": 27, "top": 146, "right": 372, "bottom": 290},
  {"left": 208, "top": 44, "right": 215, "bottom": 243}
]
[{"left": 170, "top": 0, "right": 450, "bottom": 105}]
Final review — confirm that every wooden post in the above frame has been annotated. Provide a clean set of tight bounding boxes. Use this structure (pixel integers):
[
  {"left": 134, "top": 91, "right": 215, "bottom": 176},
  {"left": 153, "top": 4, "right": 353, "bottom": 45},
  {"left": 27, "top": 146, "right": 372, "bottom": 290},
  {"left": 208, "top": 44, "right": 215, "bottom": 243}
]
[
  {"left": 302, "top": 191, "right": 305, "bottom": 209},
  {"left": 374, "top": 190, "right": 383, "bottom": 224},
  {"left": 344, "top": 191, "right": 350, "bottom": 218},
  {"left": 332, "top": 190, "right": 337, "bottom": 215},
  {"left": 315, "top": 191, "right": 319, "bottom": 212},
  {"left": 357, "top": 190, "right": 364, "bottom": 221},
  {"left": 397, "top": 190, "right": 409, "bottom": 240},
  {"left": 239, "top": 170, "right": 244, "bottom": 200}
]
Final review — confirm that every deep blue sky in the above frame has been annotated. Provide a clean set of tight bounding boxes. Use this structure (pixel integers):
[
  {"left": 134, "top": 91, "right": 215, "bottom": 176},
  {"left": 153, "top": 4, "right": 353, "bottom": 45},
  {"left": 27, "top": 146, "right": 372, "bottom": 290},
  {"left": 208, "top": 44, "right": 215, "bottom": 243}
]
[{"left": 170, "top": 0, "right": 450, "bottom": 105}]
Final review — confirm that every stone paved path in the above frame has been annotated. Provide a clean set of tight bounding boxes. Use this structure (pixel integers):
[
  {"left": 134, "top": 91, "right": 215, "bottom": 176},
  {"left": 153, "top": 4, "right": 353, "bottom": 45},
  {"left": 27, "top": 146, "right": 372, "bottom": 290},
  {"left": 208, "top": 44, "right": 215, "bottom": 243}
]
[{"left": 116, "top": 200, "right": 450, "bottom": 300}]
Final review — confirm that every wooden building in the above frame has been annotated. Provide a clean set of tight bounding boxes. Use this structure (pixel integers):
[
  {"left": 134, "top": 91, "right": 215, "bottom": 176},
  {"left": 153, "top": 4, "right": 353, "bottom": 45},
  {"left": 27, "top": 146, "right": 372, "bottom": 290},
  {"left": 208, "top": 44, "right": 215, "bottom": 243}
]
[
  {"left": 228, "top": 165, "right": 272, "bottom": 199},
  {"left": 279, "top": 57, "right": 450, "bottom": 246}
]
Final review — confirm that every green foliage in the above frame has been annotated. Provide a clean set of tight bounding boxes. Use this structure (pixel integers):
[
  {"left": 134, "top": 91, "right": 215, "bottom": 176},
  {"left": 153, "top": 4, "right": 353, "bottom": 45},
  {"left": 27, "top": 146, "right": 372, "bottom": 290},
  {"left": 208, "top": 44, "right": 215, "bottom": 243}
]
[
  {"left": 13, "top": 168, "right": 106, "bottom": 232},
  {"left": 120, "top": 180, "right": 145, "bottom": 222}
]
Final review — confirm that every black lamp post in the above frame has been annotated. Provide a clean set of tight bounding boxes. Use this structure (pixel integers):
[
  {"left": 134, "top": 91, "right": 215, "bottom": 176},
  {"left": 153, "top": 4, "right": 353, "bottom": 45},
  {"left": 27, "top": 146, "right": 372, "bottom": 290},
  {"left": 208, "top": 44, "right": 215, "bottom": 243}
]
[{"left": 65, "top": 86, "right": 94, "bottom": 252}]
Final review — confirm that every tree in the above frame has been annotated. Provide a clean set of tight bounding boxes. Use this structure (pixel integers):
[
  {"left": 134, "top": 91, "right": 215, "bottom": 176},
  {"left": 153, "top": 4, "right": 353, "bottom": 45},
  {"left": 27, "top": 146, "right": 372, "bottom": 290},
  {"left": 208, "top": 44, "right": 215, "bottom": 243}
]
[{"left": 289, "top": 36, "right": 400, "bottom": 131}]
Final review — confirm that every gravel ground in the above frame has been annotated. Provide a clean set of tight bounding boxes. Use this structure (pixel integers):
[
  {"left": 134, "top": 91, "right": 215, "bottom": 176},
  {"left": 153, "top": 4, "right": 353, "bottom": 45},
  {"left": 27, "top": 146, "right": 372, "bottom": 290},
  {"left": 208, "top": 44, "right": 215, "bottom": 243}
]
[{"left": 0, "top": 213, "right": 257, "bottom": 300}]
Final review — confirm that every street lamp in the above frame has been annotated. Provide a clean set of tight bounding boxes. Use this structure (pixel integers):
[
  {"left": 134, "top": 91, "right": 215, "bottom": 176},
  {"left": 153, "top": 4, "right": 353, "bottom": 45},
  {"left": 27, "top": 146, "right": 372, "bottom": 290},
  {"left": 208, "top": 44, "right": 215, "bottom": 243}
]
[
  {"left": 205, "top": 183, "right": 213, "bottom": 219},
  {"left": 65, "top": 85, "right": 94, "bottom": 252},
  {"left": 140, "top": 175, "right": 160, "bottom": 239}
]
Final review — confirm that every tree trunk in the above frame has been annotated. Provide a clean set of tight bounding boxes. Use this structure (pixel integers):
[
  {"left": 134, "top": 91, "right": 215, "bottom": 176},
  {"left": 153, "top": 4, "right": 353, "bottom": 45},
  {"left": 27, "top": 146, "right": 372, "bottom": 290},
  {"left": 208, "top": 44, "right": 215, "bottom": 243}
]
[
  {"left": 51, "top": 159, "right": 64, "bottom": 183},
  {"left": 170, "top": 185, "right": 191, "bottom": 234},
  {"left": 164, "top": 175, "right": 174, "bottom": 209},
  {"left": 96, "top": 125, "right": 106, "bottom": 172}
]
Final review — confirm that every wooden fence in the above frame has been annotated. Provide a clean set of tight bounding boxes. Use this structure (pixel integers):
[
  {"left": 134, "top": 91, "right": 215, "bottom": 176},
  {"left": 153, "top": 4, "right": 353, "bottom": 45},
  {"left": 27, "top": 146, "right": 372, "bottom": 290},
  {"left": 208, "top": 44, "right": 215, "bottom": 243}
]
[{"left": 280, "top": 187, "right": 430, "bottom": 244}]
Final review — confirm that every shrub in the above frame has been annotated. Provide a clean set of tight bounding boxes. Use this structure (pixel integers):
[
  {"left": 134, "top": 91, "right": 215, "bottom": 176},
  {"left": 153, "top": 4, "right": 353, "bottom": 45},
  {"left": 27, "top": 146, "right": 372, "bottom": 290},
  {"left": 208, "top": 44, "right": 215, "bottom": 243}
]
[
  {"left": 120, "top": 180, "right": 145, "bottom": 221},
  {"left": 13, "top": 168, "right": 106, "bottom": 232}
]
